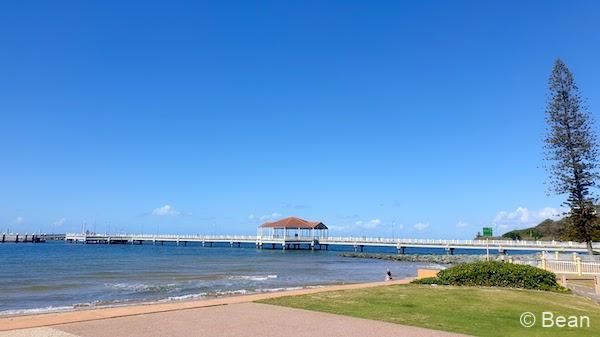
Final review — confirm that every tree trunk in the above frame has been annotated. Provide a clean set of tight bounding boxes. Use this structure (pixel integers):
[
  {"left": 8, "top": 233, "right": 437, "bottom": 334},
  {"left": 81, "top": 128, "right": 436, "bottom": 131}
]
[{"left": 587, "top": 240, "right": 594, "bottom": 256}]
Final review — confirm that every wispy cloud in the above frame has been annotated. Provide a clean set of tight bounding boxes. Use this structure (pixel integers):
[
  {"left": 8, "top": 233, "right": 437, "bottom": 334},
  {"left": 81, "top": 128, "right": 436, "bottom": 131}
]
[
  {"left": 152, "top": 205, "right": 179, "bottom": 216},
  {"left": 355, "top": 218, "right": 382, "bottom": 230},
  {"left": 413, "top": 222, "right": 429, "bottom": 231},
  {"left": 12, "top": 216, "right": 24, "bottom": 225},
  {"left": 53, "top": 217, "right": 66, "bottom": 226},
  {"left": 455, "top": 221, "right": 469, "bottom": 228},
  {"left": 259, "top": 212, "right": 282, "bottom": 222},
  {"left": 282, "top": 203, "right": 309, "bottom": 210}
]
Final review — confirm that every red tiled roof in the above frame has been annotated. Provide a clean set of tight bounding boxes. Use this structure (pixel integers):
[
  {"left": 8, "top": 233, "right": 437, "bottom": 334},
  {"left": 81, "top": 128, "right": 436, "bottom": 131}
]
[{"left": 259, "top": 216, "right": 327, "bottom": 229}]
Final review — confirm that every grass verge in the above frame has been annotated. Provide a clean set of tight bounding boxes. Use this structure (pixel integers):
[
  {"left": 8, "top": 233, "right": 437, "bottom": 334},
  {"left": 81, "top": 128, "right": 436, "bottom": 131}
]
[{"left": 258, "top": 284, "right": 600, "bottom": 337}]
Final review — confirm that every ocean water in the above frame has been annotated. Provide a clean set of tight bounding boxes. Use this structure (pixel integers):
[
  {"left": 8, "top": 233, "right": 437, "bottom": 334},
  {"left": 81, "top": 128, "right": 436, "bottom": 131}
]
[{"left": 0, "top": 241, "right": 445, "bottom": 315}]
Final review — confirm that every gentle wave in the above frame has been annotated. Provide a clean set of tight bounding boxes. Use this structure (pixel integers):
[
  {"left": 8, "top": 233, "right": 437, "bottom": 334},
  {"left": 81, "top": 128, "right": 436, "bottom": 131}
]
[
  {"left": 226, "top": 274, "right": 278, "bottom": 281},
  {"left": 0, "top": 284, "right": 323, "bottom": 316},
  {"left": 0, "top": 305, "right": 74, "bottom": 316},
  {"left": 158, "top": 292, "right": 208, "bottom": 302},
  {"left": 105, "top": 282, "right": 181, "bottom": 293}
]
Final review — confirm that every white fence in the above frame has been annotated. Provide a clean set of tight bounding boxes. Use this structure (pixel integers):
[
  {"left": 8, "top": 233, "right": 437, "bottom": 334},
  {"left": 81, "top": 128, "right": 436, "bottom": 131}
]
[{"left": 512, "top": 252, "right": 600, "bottom": 275}]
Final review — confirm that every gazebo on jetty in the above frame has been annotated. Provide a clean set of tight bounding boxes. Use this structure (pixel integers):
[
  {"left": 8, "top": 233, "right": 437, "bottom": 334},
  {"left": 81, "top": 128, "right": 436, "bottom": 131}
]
[{"left": 257, "top": 216, "right": 329, "bottom": 250}]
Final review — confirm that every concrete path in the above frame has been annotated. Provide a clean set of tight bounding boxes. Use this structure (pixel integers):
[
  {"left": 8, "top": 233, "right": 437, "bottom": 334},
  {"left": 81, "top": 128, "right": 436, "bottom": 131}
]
[{"left": 0, "top": 303, "right": 469, "bottom": 337}]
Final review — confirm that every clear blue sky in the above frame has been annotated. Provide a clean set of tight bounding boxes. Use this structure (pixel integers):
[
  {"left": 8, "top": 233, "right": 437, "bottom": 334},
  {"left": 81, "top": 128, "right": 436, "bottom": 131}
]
[{"left": 1, "top": 1, "right": 599, "bottom": 238}]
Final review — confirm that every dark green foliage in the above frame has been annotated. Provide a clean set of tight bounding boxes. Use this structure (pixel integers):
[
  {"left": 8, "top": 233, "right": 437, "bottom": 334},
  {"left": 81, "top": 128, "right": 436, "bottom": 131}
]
[
  {"left": 411, "top": 262, "right": 569, "bottom": 292},
  {"left": 502, "top": 231, "right": 522, "bottom": 240},
  {"left": 544, "top": 59, "right": 600, "bottom": 254}
]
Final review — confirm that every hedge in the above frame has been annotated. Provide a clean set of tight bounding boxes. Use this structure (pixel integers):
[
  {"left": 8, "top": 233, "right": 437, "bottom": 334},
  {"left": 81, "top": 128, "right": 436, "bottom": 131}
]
[{"left": 411, "top": 261, "right": 568, "bottom": 292}]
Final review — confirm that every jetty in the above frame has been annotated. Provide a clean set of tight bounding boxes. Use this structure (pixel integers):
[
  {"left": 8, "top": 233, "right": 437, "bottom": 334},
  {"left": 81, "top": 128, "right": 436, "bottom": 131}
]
[
  {"left": 10, "top": 216, "right": 600, "bottom": 254},
  {"left": 62, "top": 216, "right": 599, "bottom": 253},
  {"left": 0, "top": 233, "right": 64, "bottom": 243},
  {"left": 63, "top": 233, "right": 599, "bottom": 254}
]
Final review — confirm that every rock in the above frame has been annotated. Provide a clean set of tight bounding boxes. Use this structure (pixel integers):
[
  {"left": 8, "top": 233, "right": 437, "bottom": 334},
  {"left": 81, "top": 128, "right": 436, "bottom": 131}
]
[{"left": 337, "top": 252, "right": 534, "bottom": 264}]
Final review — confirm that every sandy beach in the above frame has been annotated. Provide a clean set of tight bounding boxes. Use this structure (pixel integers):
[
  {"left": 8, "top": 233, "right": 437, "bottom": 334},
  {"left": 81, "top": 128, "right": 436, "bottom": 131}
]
[
  {"left": 0, "top": 278, "right": 471, "bottom": 337},
  {"left": 0, "top": 279, "right": 413, "bottom": 332}
]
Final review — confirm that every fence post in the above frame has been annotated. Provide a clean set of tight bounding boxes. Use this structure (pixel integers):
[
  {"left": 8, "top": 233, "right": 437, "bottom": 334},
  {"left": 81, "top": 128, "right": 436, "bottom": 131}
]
[
  {"left": 541, "top": 254, "right": 547, "bottom": 270},
  {"left": 576, "top": 257, "right": 582, "bottom": 276},
  {"left": 555, "top": 251, "right": 559, "bottom": 260},
  {"left": 595, "top": 276, "right": 600, "bottom": 295},
  {"left": 573, "top": 252, "right": 578, "bottom": 261},
  {"left": 561, "top": 274, "right": 568, "bottom": 287}
]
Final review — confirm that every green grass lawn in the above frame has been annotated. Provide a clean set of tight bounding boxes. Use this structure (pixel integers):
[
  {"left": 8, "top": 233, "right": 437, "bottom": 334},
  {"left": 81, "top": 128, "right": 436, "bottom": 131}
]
[{"left": 259, "top": 284, "right": 600, "bottom": 337}]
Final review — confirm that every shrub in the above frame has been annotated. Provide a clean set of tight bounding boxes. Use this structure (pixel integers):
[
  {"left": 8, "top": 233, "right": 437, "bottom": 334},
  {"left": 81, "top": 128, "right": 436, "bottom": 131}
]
[{"left": 411, "top": 262, "right": 569, "bottom": 292}]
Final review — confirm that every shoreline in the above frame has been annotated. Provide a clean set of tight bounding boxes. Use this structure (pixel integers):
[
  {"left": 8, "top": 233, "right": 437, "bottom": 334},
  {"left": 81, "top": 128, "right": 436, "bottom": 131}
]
[{"left": 0, "top": 278, "right": 413, "bottom": 331}]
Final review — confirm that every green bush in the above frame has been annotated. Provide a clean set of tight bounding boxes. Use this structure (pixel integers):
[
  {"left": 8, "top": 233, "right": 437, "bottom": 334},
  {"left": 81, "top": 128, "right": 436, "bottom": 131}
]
[{"left": 411, "top": 262, "right": 569, "bottom": 292}]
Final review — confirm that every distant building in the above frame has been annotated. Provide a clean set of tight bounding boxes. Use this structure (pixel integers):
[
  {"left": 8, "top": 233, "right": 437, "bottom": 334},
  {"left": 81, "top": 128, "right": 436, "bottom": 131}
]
[{"left": 258, "top": 216, "right": 328, "bottom": 240}]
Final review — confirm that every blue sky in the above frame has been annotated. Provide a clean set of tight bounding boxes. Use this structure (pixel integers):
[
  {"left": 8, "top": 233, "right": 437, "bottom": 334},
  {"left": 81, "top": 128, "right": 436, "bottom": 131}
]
[{"left": 1, "top": 1, "right": 599, "bottom": 238}]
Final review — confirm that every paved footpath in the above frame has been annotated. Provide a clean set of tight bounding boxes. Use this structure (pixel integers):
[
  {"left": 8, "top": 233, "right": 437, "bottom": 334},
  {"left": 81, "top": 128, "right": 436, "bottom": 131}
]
[{"left": 0, "top": 302, "right": 469, "bottom": 337}]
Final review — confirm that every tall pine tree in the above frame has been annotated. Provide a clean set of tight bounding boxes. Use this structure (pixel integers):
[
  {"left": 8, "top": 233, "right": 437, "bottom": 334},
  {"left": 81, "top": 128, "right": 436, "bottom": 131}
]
[{"left": 545, "top": 59, "right": 600, "bottom": 255}]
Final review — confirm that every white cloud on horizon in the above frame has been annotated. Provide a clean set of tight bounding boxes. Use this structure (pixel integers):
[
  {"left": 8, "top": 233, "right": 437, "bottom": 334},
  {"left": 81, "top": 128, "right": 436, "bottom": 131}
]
[
  {"left": 493, "top": 206, "right": 564, "bottom": 230},
  {"left": 12, "top": 216, "right": 24, "bottom": 225},
  {"left": 413, "top": 223, "right": 429, "bottom": 231},
  {"left": 152, "top": 205, "right": 179, "bottom": 216}
]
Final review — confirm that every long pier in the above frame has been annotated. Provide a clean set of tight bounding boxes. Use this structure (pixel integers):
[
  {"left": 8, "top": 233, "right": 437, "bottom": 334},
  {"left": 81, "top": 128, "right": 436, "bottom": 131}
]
[
  {"left": 0, "top": 233, "right": 65, "bottom": 243},
  {"left": 64, "top": 233, "right": 599, "bottom": 254}
]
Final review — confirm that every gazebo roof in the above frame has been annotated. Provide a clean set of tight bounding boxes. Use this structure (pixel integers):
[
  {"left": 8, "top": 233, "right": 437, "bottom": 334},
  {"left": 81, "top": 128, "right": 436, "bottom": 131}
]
[{"left": 259, "top": 216, "right": 327, "bottom": 230}]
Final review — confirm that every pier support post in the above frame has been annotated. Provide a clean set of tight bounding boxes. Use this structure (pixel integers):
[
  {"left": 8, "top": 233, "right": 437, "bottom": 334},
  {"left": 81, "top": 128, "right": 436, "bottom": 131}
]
[
  {"left": 15, "top": 234, "right": 19, "bottom": 243},
  {"left": 1, "top": 234, "right": 4, "bottom": 243},
  {"left": 446, "top": 247, "right": 454, "bottom": 255},
  {"left": 398, "top": 246, "right": 405, "bottom": 255}
]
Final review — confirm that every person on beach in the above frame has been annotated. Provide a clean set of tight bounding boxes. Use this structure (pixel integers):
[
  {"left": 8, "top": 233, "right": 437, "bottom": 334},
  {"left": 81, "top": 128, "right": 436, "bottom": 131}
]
[{"left": 385, "top": 269, "right": 392, "bottom": 281}]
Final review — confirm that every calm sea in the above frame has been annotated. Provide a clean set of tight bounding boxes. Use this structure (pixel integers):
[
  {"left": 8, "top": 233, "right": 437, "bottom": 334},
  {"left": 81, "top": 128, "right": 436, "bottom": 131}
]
[{"left": 0, "top": 241, "right": 446, "bottom": 315}]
